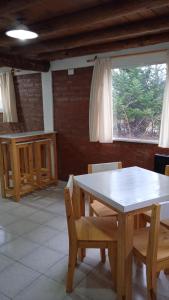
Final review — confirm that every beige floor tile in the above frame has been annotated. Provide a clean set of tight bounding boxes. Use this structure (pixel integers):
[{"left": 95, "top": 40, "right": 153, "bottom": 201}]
[
  {"left": 14, "top": 275, "right": 66, "bottom": 300},
  {"left": 0, "top": 262, "right": 40, "bottom": 298},
  {"left": 0, "top": 237, "right": 39, "bottom": 260},
  {"left": 20, "top": 245, "right": 65, "bottom": 273},
  {"left": 24, "top": 225, "right": 59, "bottom": 245},
  {"left": 5, "top": 219, "right": 39, "bottom": 236}
]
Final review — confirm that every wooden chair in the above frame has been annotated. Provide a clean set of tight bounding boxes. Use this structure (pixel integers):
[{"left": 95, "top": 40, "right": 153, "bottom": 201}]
[
  {"left": 88, "top": 161, "right": 122, "bottom": 217},
  {"left": 142, "top": 165, "right": 169, "bottom": 230},
  {"left": 88, "top": 162, "right": 122, "bottom": 262},
  {"left": 34, "top": 139, "right": 52, "bottom": 187},
  {"left": 133, "top": 202, "right": 169, "bottom": 299},
  {"left": 64, "top": 175, "right": 118, "bottom": 293}
]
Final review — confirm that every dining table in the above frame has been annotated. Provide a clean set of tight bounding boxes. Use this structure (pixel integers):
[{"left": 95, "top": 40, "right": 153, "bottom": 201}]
[{"left": 74, "top": 166, "right": 169, "bottom": 300}]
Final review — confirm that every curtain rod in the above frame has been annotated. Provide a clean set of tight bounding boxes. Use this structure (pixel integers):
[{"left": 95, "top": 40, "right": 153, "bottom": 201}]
[{"left": 87, "top": 49, "right": 168, "bottom": 63}]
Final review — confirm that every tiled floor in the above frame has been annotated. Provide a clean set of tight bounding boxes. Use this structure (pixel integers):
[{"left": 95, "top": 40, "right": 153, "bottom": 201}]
[{"left": 0, "top": 182, "right": 168, "bottom": 300}]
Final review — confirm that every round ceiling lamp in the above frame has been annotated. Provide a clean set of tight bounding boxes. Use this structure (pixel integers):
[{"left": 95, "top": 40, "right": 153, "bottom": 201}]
[{"left": 5, "top": 24, "right": 38, "bottom": 41}]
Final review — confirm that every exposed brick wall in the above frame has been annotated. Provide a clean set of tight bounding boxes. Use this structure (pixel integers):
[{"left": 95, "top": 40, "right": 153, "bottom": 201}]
[
  {"left": 14, "top": 73, "right": 44, "bottom": 132},
  {"left": 0, "top": 73, "right": 43, "bottom": 135},
  {"left": 53, "top": 67, "right": 169, "bottom": 180},
  {"left": 0, "top": 112, "right": 23, "bottom": 134}
]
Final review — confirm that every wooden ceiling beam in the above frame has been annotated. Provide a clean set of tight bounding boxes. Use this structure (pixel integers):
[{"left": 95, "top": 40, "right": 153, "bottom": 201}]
[
  {"left": 28, "top": 0, "right": 169, "bottom": 37},
  {"left": 2, "top": 0, "right": 169, "bottom": 46},
  {"left": 0, "top": 53, "right": 50, "bottom": 72},
  {"left": 11, "top": 16, "right": 169, "bottom": 55},
  {"left": 0, "top": 0, "right": 42, "bottom": 14},
  {"left": 38, "top": 32, "right": 169, "bottom": 61}
]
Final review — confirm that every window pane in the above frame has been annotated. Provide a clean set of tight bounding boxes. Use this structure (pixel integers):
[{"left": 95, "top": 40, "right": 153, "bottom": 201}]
[{"left": 112, "top": 64, "right": 166, "bottom": 141}]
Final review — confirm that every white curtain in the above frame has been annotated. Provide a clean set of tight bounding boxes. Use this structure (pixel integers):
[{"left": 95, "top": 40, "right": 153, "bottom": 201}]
[
  {"left": 89, "top": 58, "right": 113, "bottom": 143},
  {"left": 0, "top": 72, "right": 18, "bottom": 123}
]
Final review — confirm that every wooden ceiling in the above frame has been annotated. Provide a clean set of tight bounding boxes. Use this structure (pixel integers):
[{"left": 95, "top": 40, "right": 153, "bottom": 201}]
[{"left": 1, "top": 0, "right": 169, "bottom": 71}]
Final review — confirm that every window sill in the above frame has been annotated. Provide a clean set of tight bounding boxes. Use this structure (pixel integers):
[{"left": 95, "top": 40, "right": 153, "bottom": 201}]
[{"left": 113, "top": 137, "right": 158, "bottom": 145}]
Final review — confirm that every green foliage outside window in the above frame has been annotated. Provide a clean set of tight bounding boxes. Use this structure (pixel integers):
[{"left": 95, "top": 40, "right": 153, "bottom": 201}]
[{"left": 112, "top": 64, "right": 166, "bottom": 141}]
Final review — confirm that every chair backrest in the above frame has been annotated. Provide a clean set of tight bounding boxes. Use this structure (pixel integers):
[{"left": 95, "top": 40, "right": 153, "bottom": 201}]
[
  {"left": 64, "top": 175, "right": 77, "bottom": 243},
  {"left": 160, "top": 201, "right": 169, "bottom": 221},
  {"left": 147, "top": 201, "right": 169, "bottom": 266},
  {"left": 88, "top": 161, "right": 122, "bottom": 173},
  {"left": 165, "top": 165, "right": 169, "bottom": 176}
]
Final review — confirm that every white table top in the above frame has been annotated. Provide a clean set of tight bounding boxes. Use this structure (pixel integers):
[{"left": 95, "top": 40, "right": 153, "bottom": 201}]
[
  {"left": 0, "top": 131, "right": 56, "bottom": 139},
  {"left": 74, "top": 166, "right": 169, "bottom": 213}
]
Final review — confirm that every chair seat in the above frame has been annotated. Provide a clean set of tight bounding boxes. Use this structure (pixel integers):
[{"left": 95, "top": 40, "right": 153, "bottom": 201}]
[
  {"left": 76, "top": 216, "right": 117, "bottom": 242},
  {"left": 91, "top": 200, "right": 118, "bottom": 217},
  {"left": 143, "top": 211, "right": 169, "bottom": 229},
  {"left": 133, "top": 227, "right": 169, "bottom": 262}
]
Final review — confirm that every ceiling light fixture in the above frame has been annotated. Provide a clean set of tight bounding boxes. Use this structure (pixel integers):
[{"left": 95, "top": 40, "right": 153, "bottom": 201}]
[{"left": 5, "top": 24, "right": 38, "bottom": 41}]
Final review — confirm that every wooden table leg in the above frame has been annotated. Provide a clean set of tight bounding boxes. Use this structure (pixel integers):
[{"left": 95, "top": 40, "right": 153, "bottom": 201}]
[{"left": 117, "top": 213, "right": 134, "bottom": 300}]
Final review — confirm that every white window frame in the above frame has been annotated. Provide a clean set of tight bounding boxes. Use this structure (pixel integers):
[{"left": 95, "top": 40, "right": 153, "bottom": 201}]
[{"left": 111, "top": 51, "right": 167, "bottom": 144}]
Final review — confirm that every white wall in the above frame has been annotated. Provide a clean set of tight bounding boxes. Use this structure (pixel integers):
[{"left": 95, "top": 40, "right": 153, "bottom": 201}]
[
  {"left": 50, "top": 42, "right": 169, "bottom": 71},
  {"left": 41, "top": 71, "right": 54, "bottom": 131}
]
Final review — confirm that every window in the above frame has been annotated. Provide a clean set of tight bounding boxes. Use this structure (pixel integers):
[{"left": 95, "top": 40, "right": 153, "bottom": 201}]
[{"left": 112, "top": 64, "right": 167, "bottom": 143}]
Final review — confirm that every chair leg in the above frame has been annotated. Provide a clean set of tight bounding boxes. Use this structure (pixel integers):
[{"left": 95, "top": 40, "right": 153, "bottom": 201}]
[
  {"left": 100, "top": 249, "right": 106, "bottom": 263},
  {"left": 78, "top": 248, "right": 86, "bottom": 261},
  {"left": 89, "top": 195, "right": 94, "bottom": 216},
  {"left": 164, "top": 268, "right": 169, "bottom": 275},
  {"left": 66, "top": 245, "right": 78, "bottom": 293},
  {"left": 108, "top": 243, "right": 117, "bottom": 291},
  {"left": 146, "top": 266, "right": 157, "bottom": 300},
  {"left": 139, "top": 214, "right": 147, "bottom": 228},
  {"left": 89, "top": 204, "right": 94, "bottom": 216}
]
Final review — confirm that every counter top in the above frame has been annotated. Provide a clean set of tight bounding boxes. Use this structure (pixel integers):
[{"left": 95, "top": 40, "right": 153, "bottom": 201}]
[{"left": 0, "top": 131, "right": 57, "bottom": 139}]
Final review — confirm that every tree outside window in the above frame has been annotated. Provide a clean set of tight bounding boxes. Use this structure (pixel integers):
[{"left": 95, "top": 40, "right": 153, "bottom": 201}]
[{"left": 112, "top": 64, "right": 166, "bottom": 142}]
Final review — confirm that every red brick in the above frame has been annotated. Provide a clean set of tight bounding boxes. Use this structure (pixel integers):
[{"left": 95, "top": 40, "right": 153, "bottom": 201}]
[
  {"left": 0, "top": 73, "right": 43, "bottom": 134},
  {"left": 53, "top": 67, "right": 169, "bottom": 180}
]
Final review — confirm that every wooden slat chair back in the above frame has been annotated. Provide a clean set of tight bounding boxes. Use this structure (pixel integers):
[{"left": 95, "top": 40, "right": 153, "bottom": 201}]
[
  {"left": 64, "top": 175, "right": 118, "bottom": 293},
  {"left": 88, "top": 161, "right": 122, "bottom": 173},
  {"left": 88, "top": 161, "right": 122, "bottom": 263},
  {"left": 165, "top": 165, "right": 169, "bottom": 176},
  {"left": 64, "top": 175, "right": 76, "bottom": 244},
  {"left": 160, "top": 200, "right": 169, "bottom": 220},
  {"left": 142, "top": 165, "right": 169, "bottom": 230},
  {"left": 133, "top": 201, "right": 169, "bottom": 299},
  {"left": 88, "top": 161, "right": 122, "bottom": 217}
]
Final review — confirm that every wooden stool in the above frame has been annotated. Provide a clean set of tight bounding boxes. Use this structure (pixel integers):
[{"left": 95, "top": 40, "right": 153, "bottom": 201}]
[
  {"left": 17, "top": 142, "right": 34, "bottom": 186},
  {"left": 1, "top": 142, "right": 12, "bottom": 194},
  {"left": 0, "top": 132, "right": 58, "bottom": 201},
  {"left": 34, "top": 139, "right": 52, "bottom": 187},
  {"left": 0, "top": 142, "right": 34, "bottom": 201},
  {"left": 14, "top": 142, "right": 34, "bottom": 200}
]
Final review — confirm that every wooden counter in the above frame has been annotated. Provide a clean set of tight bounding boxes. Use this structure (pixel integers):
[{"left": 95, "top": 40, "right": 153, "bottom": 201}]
[{"left": 0, "top": 131, "right": 58, "bottom": 201}]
